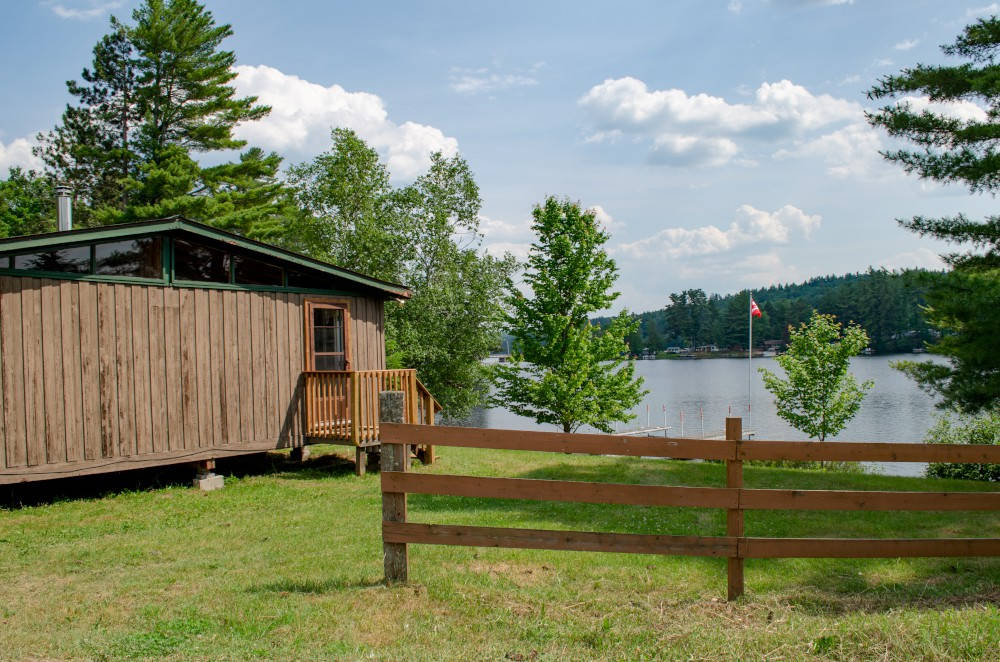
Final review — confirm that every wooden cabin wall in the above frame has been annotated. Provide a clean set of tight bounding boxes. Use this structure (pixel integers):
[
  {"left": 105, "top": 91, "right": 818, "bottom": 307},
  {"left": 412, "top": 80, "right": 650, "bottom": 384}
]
[{"left": 0, "top": 276, "right": 386, "bottom": 482}]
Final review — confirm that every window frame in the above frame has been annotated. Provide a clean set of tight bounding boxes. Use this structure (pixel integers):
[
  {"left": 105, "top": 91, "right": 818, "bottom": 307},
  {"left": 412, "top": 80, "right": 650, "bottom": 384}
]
[{"left": 304, "top": 297, "right": 352, "bottom": 371}]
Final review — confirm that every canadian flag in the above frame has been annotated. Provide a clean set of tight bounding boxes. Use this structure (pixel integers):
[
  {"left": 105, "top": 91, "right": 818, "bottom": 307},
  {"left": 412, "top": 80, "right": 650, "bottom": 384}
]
[{"left": 750, "top": 297, "right": 762, "bottom": 318}]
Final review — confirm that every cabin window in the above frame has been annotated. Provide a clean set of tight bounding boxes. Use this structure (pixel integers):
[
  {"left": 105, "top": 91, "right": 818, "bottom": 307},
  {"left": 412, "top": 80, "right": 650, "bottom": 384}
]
[
  {"left": 95, "top": 237, "right": 162, "bottom": 278},
  {"left": 174, "top": 239, "right": 230, "bottom": 283},
  {"left": 287, "top": 269, "right": 335, "bottom": 290},
  {"left": 234, "top": 254, "right": 283, "bottom": 286},
  {"left": 305, "top": 300, "right": 351, "bottom": 371},
  {"left": 13, "top": 245, "right": 91, "bottom": 273}
]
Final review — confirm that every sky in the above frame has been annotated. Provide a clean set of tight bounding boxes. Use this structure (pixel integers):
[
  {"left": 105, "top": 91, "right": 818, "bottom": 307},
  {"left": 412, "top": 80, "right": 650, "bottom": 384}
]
[{"left": 1, "top": 0, "right": 999, "bottom": 313}]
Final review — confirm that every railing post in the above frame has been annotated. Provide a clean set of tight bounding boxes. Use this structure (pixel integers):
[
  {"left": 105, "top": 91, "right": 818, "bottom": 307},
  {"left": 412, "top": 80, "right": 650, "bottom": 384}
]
[
  {"left": 350, "top": 371, "right": 360, "bottom": 447},
  {"left": 726, "top": 416, "right": 744, "bottom": 601},
  {"left": 423, "top": 392, "right": 435, "bottom": 465},
  {"left": 381, "top": 390, "right": 408, "bottom": 583}
]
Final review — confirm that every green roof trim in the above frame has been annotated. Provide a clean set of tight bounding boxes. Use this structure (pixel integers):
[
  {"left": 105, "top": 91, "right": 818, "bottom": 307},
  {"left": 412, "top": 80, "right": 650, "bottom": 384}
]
[{"left": 0, "top": 216, "right": 411, "bottom": 298}]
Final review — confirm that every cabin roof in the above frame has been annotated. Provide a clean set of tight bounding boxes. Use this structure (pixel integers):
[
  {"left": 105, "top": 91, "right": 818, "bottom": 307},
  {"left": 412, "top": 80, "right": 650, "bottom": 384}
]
[{"left": 0, "top": 216, "right": 411, "bottom": 299}]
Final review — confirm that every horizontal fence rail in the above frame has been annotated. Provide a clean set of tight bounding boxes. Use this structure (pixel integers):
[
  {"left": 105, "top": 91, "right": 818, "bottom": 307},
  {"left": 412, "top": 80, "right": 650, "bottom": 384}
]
[{"left": 379, "top": 420, "right": 1000, "bottom": 600}]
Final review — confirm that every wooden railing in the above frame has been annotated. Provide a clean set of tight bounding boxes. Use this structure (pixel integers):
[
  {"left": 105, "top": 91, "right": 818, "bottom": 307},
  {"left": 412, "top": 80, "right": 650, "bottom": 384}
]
[
  {"left": 379, "top": 418, "right": 1000, "bottom": 600},
  {"left": 303, "top": 369, "right": 441, "bottom": 446}
]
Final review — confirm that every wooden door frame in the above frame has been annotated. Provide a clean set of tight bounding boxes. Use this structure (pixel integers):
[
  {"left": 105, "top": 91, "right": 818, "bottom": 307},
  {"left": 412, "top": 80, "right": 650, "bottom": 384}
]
[{"left": 304, "top": 297, "right": 352, "bottom": 371}]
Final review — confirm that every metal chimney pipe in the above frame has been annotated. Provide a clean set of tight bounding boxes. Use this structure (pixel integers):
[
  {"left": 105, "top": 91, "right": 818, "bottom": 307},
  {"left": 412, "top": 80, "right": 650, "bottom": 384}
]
[{"left": 55, "top": 184, "right": 72, "bottom": 232}]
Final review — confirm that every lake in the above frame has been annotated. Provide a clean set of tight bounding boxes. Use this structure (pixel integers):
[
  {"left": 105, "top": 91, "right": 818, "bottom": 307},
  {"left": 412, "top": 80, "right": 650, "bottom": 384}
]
[{"left": 450, "top": 355, "right": 947, "bottom": 476}]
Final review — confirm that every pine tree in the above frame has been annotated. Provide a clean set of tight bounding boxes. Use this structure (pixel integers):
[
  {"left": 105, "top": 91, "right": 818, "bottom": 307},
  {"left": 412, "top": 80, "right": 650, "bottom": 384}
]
[
  {"left": 36, "top": 0, "right": 282, "bottom": 234},
  {"left": 493, "top": 197, "right": 646, "bottom": 434},
  {"left": 867, "top": 16, "right": 1000, "bottom": 412}
]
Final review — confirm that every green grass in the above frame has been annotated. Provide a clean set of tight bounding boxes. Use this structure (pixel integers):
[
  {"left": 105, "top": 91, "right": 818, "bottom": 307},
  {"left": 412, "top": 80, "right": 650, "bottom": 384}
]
[{"left": 1, "top": 446, "right": 999, "bottom": 661}]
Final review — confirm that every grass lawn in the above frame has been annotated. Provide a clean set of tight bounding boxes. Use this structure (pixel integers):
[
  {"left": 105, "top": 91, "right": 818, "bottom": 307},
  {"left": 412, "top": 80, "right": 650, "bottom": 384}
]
[{"left": 1, "top": 445, "right": 999, "bottom": 661}]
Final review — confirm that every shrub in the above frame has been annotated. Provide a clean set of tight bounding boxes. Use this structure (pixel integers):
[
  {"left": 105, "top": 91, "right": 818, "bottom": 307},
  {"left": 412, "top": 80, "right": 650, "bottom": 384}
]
[{"left": 924, "top": 412, "right": 1000, "bottom": 482}]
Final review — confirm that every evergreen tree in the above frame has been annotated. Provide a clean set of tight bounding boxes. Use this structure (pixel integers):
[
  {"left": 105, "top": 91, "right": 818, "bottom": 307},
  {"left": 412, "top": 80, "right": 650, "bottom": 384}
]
[
  {"left": 36, "top": 0, "right": 282, "bottom": 234},
  {"left": 493, "top": 197, "right": 646, "bottom": 434},
  {"left": 867, "top": 16, "right": 1000, "bottom": 412}
]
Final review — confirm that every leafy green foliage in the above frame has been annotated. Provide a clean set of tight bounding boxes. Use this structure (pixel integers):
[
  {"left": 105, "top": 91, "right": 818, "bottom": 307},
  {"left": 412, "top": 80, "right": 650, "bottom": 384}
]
[
  {"left": 492, "top": 197, "right": 646, "bottom": 433},
  {"left": 288, "top": 130, "right": 515, "bottom": 416},
  {"left": 924, "top": 411, "right": 1000, "bottom": 482},
  {"left": 0, "top": 168, "right": 56, "bottom": 238},
  {"left": 287, "top": 128, "right": 408, "bottom": 279},
  {"left": 759, "top": 312, "right": 873, "bottom": 441},
  {"left": 867, "top": 16, "right": 1000, "bottom": 412}
]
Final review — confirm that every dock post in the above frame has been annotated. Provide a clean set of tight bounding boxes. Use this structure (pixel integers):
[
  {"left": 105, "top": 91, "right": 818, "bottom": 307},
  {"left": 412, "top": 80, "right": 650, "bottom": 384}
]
[
  {"left": 726, "top": 417, "right": 744, "bottom": 600},
  {"left": 380, "top": 390, "right": 408, "bottom": 583}
]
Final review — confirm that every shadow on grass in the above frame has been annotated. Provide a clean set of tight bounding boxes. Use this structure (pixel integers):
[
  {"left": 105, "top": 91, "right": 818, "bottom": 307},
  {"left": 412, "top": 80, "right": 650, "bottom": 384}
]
[
  {"left": 0, "top": 448, "right": 360, "bottom": 509},
  {"left": 246, "top": 576, "right": 384, "bottom": 594},
  {"left": 766, "top": 556, "right": 1000, "bottom": 614}
]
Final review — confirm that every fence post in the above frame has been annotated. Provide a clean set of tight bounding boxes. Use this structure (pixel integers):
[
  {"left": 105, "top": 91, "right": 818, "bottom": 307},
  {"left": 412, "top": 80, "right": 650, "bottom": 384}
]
[
  {"left": 726, "top": 416, "right": 744, "bottom": 600},
  {"left": 381, "top": 390, "right": 409, "bottom": 583}
]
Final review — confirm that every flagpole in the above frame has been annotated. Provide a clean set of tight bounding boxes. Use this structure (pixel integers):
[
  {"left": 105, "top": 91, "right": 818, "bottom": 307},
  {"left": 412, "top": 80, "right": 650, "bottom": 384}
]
[{"left": 748, "top": 290, "right": 752, "bottom": 439}]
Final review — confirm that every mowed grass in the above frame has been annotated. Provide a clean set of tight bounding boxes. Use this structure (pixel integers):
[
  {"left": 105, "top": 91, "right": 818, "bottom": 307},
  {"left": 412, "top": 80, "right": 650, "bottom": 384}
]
[{"left": 1, "top": 446, "right": 999, "bottom": 661}]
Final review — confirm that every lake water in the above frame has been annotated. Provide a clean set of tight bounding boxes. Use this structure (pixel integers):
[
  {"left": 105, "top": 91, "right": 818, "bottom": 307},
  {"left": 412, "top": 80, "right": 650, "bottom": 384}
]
[{"left": 450, "top": 355, "right": 946, "bottom": 477}]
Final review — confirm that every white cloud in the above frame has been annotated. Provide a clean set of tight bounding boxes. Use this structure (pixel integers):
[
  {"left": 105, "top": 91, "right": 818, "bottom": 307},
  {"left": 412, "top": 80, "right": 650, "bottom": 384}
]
[
  {"left": 449, "top": 65, "right": 540, "bottom": 95},
  {"left": 873, "top": 58, "right": 895, "bottom": 67},
  {"left": 728, "top": 0, "right": 743, "bottom": 14},
  {"left": 878, "top": 247, "right": 945, "bottom": 271},
  {"left": 588, "top": 205, "right": 625, "bottom": 232},
  {"left": 579, "top": 77, "right": 859, "bottom": 166},
  {"left": 774, "top": 122, "right": 887, "bottom": 178},
  {"left": 479, "top": 214, "right": 532, "bottom": 260},
  {"left": 232, "top": 64, "right": 458, "bottom": 179},
  {"left": 894, "top": 39, "right": 919, "bottom": 51},
  {"left": 897, "top": 95, "right": 988, "bottom": 123},
  {"left": 614, "top": 204, "right": 820, "bottom": 260},
  {"left": 0, "top": 137, "right": 44, "bottom": 172},
  {"left": 967, "top": 4, "right": 1000, "bottom": 17},
  {"left": 838, "top": 74, "right": 861, "bottom": 86},
  {"left": 47, "top": 1, "right": 122, "bottom": 20}
]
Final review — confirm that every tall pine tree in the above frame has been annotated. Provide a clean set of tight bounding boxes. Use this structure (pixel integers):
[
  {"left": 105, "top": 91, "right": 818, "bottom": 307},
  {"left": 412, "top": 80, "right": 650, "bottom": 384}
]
[
  {"left": 867, "top": 16, "right": 1000, "bottom": 412},
  {"left": 36, "top": 0, "right": 283, "bottom": 234}
]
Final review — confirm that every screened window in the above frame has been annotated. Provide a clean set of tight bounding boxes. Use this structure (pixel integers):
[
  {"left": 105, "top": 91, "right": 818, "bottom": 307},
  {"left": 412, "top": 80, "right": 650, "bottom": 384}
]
[
  {"left": 13, "top": 245, "right": 91, "bottom": 273},
  {"left": 95, "top": 237, "right": 162, "bottom": 278},
  {"left": 287, "top": 269, "right": 336, "bottom": 290},
  {"left": 306, "top": 301, "right": 350, "bottom": 371},
  {"left": 174, "top": 239, "right": 230, "bottom": 283},
  {"left": 234, "top": 254, "right": 283, "bottom": 286}
]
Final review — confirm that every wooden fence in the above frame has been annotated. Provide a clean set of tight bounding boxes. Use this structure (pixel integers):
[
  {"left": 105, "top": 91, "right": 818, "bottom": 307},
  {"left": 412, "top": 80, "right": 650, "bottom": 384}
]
[{"left": 379, "top": 418, "right": 1000, "bottom": 600}]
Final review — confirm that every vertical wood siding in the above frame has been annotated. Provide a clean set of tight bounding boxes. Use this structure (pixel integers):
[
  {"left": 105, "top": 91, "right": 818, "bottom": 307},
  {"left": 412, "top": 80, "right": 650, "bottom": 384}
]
[{"left": 0, "top": 277, "right": 386, "bottom": 479}]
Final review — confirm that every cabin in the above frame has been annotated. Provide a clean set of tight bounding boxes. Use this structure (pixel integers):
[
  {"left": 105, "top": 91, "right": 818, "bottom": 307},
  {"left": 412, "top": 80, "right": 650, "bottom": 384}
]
[{"left": 0, "top": 216, "right": 439, "bottom": 485}]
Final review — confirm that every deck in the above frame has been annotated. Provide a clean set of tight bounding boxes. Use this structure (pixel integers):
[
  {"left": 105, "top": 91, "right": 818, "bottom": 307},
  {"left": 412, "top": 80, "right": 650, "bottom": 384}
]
[{"left": 303, "top": 369, "right": 441, "bottom": 448}]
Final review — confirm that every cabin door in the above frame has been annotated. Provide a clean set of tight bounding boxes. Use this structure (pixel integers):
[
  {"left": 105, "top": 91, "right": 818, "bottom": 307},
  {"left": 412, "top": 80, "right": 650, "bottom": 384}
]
[{"left": 305, "top": 299, "right": 352, "bottom": 424}]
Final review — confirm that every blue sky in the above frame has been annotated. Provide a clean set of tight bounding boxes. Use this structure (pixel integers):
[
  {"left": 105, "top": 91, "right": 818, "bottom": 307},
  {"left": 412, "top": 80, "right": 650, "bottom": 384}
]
[{"left": 2, "top": 0, "right": 999, "bottom": 312}]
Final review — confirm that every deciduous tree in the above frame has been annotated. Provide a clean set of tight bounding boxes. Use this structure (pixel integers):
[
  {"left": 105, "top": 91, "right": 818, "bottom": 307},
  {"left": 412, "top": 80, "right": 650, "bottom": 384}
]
[
  {"left": 759, "top": 312, "right": 873, "bottom": 441},
  {"left": 492, "top": 197, "right": 646, "bottom": 434}
]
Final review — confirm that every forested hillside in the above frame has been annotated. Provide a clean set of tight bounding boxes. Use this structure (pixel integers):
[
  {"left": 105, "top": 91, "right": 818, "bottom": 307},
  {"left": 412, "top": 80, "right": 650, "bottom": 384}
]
[{"left": 594, "top": 268, "right": 937, "bottom": 355}]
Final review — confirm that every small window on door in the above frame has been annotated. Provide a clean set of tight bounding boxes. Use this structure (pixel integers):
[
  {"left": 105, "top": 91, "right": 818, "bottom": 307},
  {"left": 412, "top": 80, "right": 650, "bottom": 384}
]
[{"left": 306, "top": 301, "right": 350, "bottom": 371}]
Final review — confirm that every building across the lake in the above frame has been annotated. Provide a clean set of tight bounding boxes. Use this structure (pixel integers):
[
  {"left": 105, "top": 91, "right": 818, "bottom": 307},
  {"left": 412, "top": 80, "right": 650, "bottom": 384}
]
[{"left": 0, "top": 216, "right": 438, "bottom": 485}]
